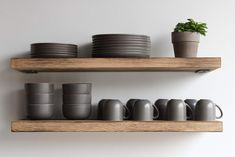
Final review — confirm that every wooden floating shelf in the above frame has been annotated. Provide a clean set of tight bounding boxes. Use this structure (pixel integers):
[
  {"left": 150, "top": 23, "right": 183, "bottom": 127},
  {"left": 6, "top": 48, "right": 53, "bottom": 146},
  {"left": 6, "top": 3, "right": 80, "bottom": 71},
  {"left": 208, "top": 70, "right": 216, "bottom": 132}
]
[
  {"left": 11, "top": 120, "right": 223, "bottom": 132},
  {"left": 10, "top": 57, "right": 221, "bottom": 73}
]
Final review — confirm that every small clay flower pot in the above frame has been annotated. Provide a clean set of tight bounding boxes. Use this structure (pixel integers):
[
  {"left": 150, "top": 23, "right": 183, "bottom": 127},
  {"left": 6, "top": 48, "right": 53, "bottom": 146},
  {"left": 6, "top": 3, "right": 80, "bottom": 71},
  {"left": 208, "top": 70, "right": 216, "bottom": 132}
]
[{"left": 172, "top": 32, "right": 200, "bottom": 58}]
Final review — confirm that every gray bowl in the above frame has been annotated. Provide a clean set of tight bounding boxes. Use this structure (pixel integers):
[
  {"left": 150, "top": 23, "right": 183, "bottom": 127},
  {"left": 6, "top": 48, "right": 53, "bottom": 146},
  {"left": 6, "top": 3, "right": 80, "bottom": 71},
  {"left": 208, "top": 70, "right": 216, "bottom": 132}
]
[
  {"left": 63, "top": 94, "right": 91, "bottom": 104},
  {"left": 62, "top": 83, "right": 91, "bottom": 94},
  {"left": 63, "top": 104, "right": 91, "bottom": 120},
  {"left": 27, "top": 104, "right": 54, "bottom": 120},
  {"left": 27, "top": 93, "right": 54, "bottom": 104},
  {"left": 25, "top": 83, "right": 54, "bottom": 93}
]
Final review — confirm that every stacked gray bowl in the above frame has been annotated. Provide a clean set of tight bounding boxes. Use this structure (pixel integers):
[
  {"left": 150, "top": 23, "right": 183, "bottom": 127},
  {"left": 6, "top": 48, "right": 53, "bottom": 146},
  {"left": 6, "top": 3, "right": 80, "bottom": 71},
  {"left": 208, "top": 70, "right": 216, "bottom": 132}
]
[
  {"left": 62, "top": 83, "right": 92, "bottom": 120},
  {"left": 25, "top": 83, "right": 55, "bottom": 120},
  {"left": 92, "top": 34, "right": 151, "bottom": 58},
  {"left": 31, "top": 43, "right": 78, "bottom": 58}
]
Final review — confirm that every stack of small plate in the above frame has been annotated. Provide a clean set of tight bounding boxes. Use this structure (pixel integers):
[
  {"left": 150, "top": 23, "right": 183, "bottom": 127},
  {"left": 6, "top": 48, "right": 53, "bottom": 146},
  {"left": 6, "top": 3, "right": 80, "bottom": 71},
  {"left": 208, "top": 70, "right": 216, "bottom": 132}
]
[
  {"left": 92, "top": 34, "right": 151, "bottom": 58},
  {"left": 31, "top": 43, "right": 78, "bottom": 58}
]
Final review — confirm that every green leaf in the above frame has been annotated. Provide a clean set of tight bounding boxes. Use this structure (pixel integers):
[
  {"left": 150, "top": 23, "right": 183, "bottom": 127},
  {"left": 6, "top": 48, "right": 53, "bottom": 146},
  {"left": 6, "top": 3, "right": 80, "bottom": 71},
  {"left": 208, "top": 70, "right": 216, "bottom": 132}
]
[{"left": 173, "top": 18, "right": 208, "bottom": 36}]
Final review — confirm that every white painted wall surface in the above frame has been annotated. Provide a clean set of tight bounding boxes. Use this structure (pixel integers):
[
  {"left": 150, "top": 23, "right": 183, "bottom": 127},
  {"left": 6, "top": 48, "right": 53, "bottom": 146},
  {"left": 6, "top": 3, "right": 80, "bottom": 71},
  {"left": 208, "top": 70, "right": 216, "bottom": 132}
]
[{"left": 0, "top": 0, "right": 234, "bottom": 156}]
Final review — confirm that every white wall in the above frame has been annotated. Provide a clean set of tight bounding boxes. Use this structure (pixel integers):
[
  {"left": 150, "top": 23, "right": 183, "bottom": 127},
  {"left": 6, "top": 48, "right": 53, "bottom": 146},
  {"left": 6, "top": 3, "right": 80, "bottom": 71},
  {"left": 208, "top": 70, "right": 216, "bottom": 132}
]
[{"left": 0, "top": 0, "right": 234, "bottom": 156}]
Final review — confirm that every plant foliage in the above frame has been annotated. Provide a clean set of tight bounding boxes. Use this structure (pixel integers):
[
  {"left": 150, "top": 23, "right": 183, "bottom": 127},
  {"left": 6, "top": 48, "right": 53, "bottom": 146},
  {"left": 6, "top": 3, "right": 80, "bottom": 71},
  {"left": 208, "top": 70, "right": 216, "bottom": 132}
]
[{"left": 174, "top": 19, "right": 208, "bottom": 36}]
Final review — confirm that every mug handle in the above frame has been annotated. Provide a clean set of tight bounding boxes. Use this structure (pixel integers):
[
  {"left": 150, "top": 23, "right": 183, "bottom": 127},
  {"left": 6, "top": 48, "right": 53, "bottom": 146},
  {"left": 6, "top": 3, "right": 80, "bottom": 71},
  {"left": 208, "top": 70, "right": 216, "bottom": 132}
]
[
  {"left": 152, "top": 105, "right": 159, "bottom": 120},
  {"left": 215, "top": 104, "right": 223, "bottom": 119},
  {"left": 186, "top": 104, "right": 193, "bottom": 120},
  {"left": 123, "top": 105, "right": 130, "bottom": 120}
]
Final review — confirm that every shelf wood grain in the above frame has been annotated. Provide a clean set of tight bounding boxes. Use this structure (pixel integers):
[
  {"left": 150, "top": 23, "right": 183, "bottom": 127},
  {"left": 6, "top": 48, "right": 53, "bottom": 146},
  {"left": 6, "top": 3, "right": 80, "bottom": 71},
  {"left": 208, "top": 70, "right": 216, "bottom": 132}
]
[
  {"left": 11, "top": 120, "right": 223, "bottom": 132},
  {"left": 10, "top": 57, "right": 221, "bottom": 73}
]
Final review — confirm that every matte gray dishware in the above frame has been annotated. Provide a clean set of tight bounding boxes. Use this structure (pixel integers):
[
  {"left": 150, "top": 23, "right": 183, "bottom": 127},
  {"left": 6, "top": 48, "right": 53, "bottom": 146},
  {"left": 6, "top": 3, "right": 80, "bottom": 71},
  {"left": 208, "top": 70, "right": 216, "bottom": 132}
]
[
  {"left": 62, "top": 83, "right": 92, "bottom": 94},
  {"left": 92, "top": 34, "right": 151, "bottom": 58},
  {"left": 27, "top": 93, "right": 54, "bottom": 104},
  {"left": 101, "top": 99, "right": 129, "bottom": 121},
  {"left": 184, "top": 99, "right": 198, "bottom": 120},
  {"left": 195, "top": 99, "right": 223, "bottom": 121},
  {"left": 154, "top": 99, "right": 169, "bottom": 120},
  {"left": 126, "top": 99, "right": 140, "bottom": 119},
  {"left": 31, "top": 43, "right": 78, "bottom": 58},
  {"left": 25, "top": 83, "right": 54, "bottom": 93},
  {"left": 132, "top": 99, "right": 159, "bottom": 121},
  {"left": 97, "top": 99, "right": 109, "bottom": 120},
  {"left": 27, "top": 104, "right": 54, "bottom": 120},
  {"left": 63, "top": 94, "right": 91, "bottom": 104},
  {"left": 166, "top": 99, "right": 193, "bottom": 121},
  {"left": 63, "top": 104, "right": 91, "bottom": 120},
  {"left": 25, "top": 83, "right": 55, "bottom": 120}
]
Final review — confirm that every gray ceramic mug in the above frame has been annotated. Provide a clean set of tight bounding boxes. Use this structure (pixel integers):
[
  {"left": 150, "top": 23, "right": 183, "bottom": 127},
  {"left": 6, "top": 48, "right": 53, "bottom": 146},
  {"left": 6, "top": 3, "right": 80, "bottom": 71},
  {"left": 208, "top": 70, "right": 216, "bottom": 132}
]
[
  {"left": 132, "top": 99, "right": 159, "bottom": 121},
  {"left": 154, "top": 99, "right": 169, "bottom": 120},
  {"left": 195, "top": 99, "right": 223, "bottom": 121},
  {"left": 126, "top": 99, "right": 140, "bottom": 120},
  {"left": 101, "top": 99, "right": 130, "bottom": 121},
  {"left": 97, "top": 99, "right": 109, "bottom": 120},
  {"left": 184, "top": 99, "right": 198, "bottom": 120},
  {"left": 166, "top": 99, "right": 193, "bottom": 121}
]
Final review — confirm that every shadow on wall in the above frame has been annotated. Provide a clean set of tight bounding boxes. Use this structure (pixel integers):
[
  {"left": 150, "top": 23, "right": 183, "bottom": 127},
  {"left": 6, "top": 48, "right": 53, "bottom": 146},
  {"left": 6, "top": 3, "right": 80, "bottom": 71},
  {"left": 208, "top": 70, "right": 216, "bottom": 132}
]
[
  {"left": 151, "top": 33, "right": 173, "bottom": 57},
  {"left": 0, "top": 131, "right": 203, "bottom": 153}
]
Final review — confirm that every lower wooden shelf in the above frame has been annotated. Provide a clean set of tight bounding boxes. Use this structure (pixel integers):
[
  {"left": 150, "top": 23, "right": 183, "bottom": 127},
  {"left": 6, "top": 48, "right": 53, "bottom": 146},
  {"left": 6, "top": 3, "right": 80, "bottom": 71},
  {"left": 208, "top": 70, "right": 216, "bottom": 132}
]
[{"left": 11, "top": 120, "right": 223, "bottom": 132}]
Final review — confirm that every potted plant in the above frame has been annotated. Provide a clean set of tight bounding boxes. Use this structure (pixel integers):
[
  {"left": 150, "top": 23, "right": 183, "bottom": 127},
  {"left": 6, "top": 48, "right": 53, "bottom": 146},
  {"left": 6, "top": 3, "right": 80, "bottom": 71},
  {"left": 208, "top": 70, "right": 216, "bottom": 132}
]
[{"left": 172, "top": 19, "right": 208, "bottom": 57}]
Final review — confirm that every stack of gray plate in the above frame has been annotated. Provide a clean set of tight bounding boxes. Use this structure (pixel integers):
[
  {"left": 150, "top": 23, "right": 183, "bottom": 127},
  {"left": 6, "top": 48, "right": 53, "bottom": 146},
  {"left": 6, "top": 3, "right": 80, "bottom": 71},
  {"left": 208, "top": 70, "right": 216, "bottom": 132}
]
[
  {"left": 31, "top": 43, "right": 78, "bottom": 58},
  {"left": 92, "top": 34, "right": 151, "bottom": 58},
  {"left": 25, "top": 83, "right": 55, "bottom": 120},
  {"left": 62, "top": 83, "right": 92, "bottom": 120}
]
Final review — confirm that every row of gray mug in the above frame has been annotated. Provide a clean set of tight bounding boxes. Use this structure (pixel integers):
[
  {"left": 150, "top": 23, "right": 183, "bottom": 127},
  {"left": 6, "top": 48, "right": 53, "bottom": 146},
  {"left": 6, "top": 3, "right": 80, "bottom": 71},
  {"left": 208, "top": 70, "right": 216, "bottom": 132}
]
[
  {"left": 25, "top": 83, "right": 223, "bottom": 121},
  {"left": 98, "top": 99, "right": 223, "bottom": 121},
  {"left": 155, "top": 99, "right": 223, "bottom": 121}
]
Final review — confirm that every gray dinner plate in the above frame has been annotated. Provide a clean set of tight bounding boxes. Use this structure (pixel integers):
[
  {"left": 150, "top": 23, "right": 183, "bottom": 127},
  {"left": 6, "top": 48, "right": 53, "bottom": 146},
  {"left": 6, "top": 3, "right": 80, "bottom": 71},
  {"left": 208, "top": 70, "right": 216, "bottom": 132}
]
[
  {"left": 31, "top": 52, "right": 77, "bottom": 55},
  {"left": 31, "top": 47, "right": 77, "bottom": 52},
  {"left": 93, "top": 40, "right": 150, "bottom": 45},
  {"left": 92, "top": 47, "right": 151, "bottom": 51},
  {"left": 92, "top": 34, "right": 150, "bottom": 38},
  {"left": 92, "top": 43, "right": 151, "bottom": 47},
  {"left": 92, "top": 52, "right": 150, "bottom": 58},
  {"left": 93, "top": 39, "right": 150, "bottom": 43},
  {"left": 93, "top": 49, "right": 150, "bottom": 53},
  {"left": 31, "top": 51, "right": 78, "bottom": 55},
  {"left": 31, "top": 54, "right": 77, "bottom": 58},
  {"left": 31, "top": 43, "right": 77, "bottom": 48}
]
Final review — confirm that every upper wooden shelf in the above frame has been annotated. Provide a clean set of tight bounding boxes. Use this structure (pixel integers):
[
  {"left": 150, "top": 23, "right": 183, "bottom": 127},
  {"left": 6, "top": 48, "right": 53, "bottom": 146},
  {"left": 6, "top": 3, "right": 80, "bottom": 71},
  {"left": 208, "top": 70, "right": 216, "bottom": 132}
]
[
  {"left": 11, "top": 120, "right": 223, "bottom": 132},
  {"left": 10, "top": 57, "right": 221, "bottom": 73}
]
